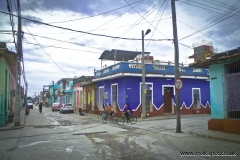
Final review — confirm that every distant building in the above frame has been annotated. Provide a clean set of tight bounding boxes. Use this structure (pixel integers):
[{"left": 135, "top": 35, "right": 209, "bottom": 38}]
[
  {"left": 55, "top": 78, "right": 74, "bottom": 105},
  {"left": 72, "top": 76, "right": 93, "bottom": 112},
  {"left": 189, "top": 40, "right": 214, "bottom": 62}
]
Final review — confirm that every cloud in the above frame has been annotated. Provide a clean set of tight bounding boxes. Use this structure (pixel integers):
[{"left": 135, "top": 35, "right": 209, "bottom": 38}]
[
  {"left": 22, "top": 15, "right": 43, "bottom": 26},
  {"left": 21, "top": 0, "right": 151, "bottom": 16}
]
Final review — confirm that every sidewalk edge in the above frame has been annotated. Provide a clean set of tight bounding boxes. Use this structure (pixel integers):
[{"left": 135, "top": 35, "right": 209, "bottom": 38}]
[{"left": 189, "top": 131, "right": 240, "bottom": 144}]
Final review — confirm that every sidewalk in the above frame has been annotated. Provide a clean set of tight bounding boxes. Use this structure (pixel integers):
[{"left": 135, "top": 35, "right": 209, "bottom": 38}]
[
  {"left": 0, "top": 107, "right": 25, "bottom": 131},
  {"left": 78, "top": 112, "right": 240, "bottom": 143}
]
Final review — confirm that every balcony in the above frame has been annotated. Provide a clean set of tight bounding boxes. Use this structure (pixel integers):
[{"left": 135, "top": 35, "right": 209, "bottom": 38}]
[{"left": 94, "top": 62, "right": 209, "bottom": 79}]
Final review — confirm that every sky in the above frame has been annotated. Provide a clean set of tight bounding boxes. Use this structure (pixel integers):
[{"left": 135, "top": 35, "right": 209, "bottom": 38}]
[{"left": 0, "top": 0, "right": 240, "bottom": 97}]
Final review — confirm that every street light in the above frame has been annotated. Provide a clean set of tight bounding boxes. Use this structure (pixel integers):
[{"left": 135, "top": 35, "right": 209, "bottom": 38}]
[{"left": 141, "top": 29, "right": 151, "bottom": 119}]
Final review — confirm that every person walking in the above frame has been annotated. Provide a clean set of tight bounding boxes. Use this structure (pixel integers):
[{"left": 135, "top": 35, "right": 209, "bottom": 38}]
[{"left": 39, "top": 102, "right": 43, "bottom": 113}]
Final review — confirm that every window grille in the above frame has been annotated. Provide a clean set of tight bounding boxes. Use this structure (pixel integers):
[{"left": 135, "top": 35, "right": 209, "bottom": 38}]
[
  {"left": 193, "top": 89, "right": 200, "bottom": 108},
  {"left": 224, "top": 62, "right": 240, "bottom": 119},
  {"left": 99, "top": 87, "right": 104, "bottom": 110},
  {"left": 111, "top": 84, "right": 118, "bottom": 113},
  {"left": 141, "top": 84, "right": 152, "bottom": 112}
]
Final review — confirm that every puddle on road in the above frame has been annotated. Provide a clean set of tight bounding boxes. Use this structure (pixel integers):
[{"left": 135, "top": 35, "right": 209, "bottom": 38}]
[
  {"left": 86, "top": 131, "right": 159, "bottom": 160},
  {"left": 43, "top": 113, "right": 83, "bottom": 127}
]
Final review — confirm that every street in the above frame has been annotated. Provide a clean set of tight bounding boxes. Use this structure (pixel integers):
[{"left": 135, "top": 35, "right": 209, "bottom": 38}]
[{"left": 0, "top": 105, "right": 239, "bottom": 160}]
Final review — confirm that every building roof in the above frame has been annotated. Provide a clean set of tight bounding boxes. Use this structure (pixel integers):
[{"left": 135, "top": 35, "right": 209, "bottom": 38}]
[
  {"left": 99, "top": 49, "right": 150, "bottom": 61},
  {"left": 189, "top": 47, "right": 240, "bottom": 68}
]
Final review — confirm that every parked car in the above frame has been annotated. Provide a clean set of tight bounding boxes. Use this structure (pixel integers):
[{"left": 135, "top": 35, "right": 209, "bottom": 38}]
[
  {"left": 60, "top": 103, "right": 74, "bottom": 114},
  {"left": 52, "top": 103, "right": 61, "bottom": 111}
]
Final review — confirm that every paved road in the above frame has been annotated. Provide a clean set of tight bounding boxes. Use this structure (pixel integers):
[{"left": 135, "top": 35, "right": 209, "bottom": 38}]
[{"left": 0, "top": 106, "right": 239, "bottom": 160}]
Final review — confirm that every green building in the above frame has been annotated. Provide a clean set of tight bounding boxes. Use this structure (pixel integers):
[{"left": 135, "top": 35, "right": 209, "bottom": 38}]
[{"left": 0, "top": 43, "right": 17, "bottom": 126}]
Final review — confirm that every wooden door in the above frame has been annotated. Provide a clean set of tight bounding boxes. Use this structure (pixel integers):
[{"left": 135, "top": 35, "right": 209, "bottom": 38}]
[{"left": 164, "top": 87, "right": 172, "bottom": 113}]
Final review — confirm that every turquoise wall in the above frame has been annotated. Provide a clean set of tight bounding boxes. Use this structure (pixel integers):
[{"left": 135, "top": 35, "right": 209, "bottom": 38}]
[
  {"left": 0, "top": 59, "right": 11, "bottom": 126},
  {"left": 209, "top": 64, "right": 225, "bottom": 119}
]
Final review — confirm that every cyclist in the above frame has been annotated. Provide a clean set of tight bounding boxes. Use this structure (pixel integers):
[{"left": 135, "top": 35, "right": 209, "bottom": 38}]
[
  {"left": 108, "top": 104, "right": 114, "bottom": 122},
  {"left": 123, "top": 103, "right": 133, "bottom": 122},
  {"left": 102, "top": 105, "right": 109, "bottom": 117}
]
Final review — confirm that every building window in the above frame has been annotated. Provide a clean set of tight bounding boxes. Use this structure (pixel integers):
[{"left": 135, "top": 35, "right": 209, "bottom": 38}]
[
  {"left": 111, "top": 84, "right": 118, "bottom": 113},
  {"left": 192, "top": 88, "right": 201, "bottom": 108},
  {"left": 225, "top": 62, "right": 240, "bottom": 119},
  {"left": 99, "top": 87, "right": 104, "bottom": 110},
  {"left": 141, "top": 83, "right": 153, "bottom": 112}
]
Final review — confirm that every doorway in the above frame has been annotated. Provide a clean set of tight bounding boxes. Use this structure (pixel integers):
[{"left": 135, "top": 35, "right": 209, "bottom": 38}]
[{"left": 164, "top": 87, "right": 173, "bottom": 113}]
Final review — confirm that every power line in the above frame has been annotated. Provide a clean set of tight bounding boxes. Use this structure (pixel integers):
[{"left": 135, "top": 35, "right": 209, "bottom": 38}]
[
  {"left": 177, "top": 19, "right": 233, "bottom": 49},
  {"left": 22, "top": 31, "right": 106, "bottom": 50},
  {"left": 49, "top": 0, "right": 146, "bottom": 54},
  {"left": 23, "top": 24, "right": 71, "bottom": 78},
  {"left": 145, "top": 0, "right": 169, "bottom": 51},
  {"left": 6, "top": 0, "right": 17, "bottom": 50},
  {"left": 123, "top": 0, "right": 169, "bottom": 39},
  {"left": 179, "top": 0, "right": 240, "bottom": 21},
  {"left": 48, "top": 0, "right": 144, "bottom": 24},
  {"left": 104, "top": 0, "right": 165, "bottom": 50},
  {"left": 179, "top": 5, "right": 240, "bottom": 41},
  {"left": 202, "top": 0, "right": 237, "bottom": 10},
  {"left": 23, "top": 41, "right": 101, "bottom": 54},
  {"left": 0, "top": 10, "right": 171, "bottom": 41},
  {"left": 211, "top": 0, "right": 238, "bottom": 9}
]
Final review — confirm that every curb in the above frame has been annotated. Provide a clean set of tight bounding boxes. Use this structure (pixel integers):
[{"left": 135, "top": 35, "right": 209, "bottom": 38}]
[
  {"left": 0, "top": 125, "right": 24, "bottom": 131},
  {"left": 189, "top": 131, "right": 240, "bottom": 144}
]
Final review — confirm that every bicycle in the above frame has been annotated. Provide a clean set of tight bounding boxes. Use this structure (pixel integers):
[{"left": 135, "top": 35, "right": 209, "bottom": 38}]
[
  {"left": 116, "top": 113, "right": 137, "bottom": 125},
  {"left": 102, "top": 112, "right": 116, "bottom": 124}
]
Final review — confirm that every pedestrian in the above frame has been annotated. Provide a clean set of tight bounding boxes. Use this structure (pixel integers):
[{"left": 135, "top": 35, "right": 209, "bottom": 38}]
[{"left": 39, "top": 102, "right": 43, "bottom": 113}]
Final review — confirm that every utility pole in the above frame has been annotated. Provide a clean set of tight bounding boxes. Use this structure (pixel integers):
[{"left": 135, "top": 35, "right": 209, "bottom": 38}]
[
  {"left": 24, "top": 82, "right": 28, "bottom": 112},
  {"left": 35, "top": 92, "right": 36, "bottom": 103},
  {"left": 52, "top": 81, "right": 55, "bottom": 104},
  {"left": 141, "top": 29, "right": 151, "bottom": 119},
  {"left": 14, "top": 0, "right": 22, "bottom": 127},
  {"left": 141, "top": 30, "right": 146, "bottom": 119},
  {"left": 171, "top": 0, "right": 182, "bottom": 133}
]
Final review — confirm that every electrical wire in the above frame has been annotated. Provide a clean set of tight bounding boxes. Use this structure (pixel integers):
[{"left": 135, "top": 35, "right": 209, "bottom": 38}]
[
  {"left": 202, "top": 0, "right": 237, "bottom": 10},
  {"left": 145, "top": 0, "right": 169, "bottom": 51},
  {"left": 0, "top": 10, "right": 171, "bottom": 41},
  {"left": 39, "top": 0, "right": 146, "bottom": 55},
  {"left": 123, "top": 0, "right": 169, "bottom": 39},
  {"left": 23, "top": 24, "right": 71, "bottom": 78},
  {"left": 104, "top": 0, "right": 165, "bottom": 50},
  {"left": 6, "top": 0, "right": 17, "bottom": 50},
  {"left": 179, "top": 0, "right": 240, "bottom": 21},
  {"left": 177, "top": 19, "right": 233, "bottom": 49},
  {"left": 179, "top": 6, "right": 240, "bottom": 41},
  {"left": 48, "top": 0, "right": 144, "bottom": 24},
  {"left": 17, "top": 1, "right": 145, "bottom": 53},
  {"left": 23, "top": 41, "right": 101, "bottom": 54},
  {"left": 100, "top": 0, "right": 164, "bottom": 61}
]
